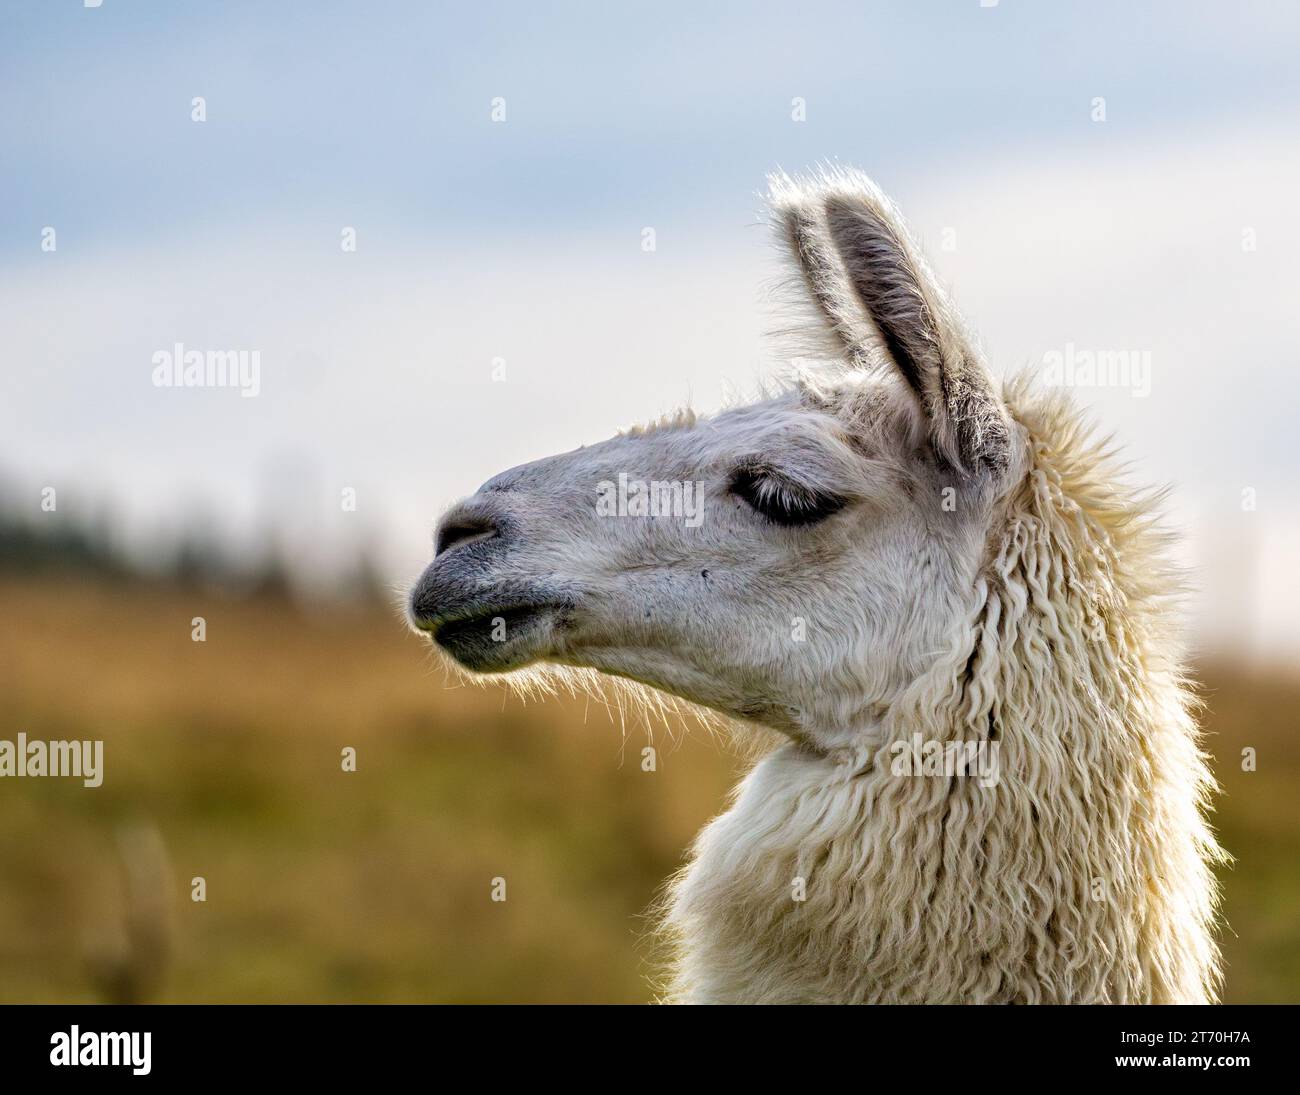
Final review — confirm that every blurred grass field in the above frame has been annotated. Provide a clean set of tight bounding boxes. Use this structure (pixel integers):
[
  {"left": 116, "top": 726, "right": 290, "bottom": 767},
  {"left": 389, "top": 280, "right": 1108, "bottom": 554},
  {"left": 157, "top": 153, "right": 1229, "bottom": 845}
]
[{"left": 0, "top": 574, "right": 1296, "bottom": 1002}]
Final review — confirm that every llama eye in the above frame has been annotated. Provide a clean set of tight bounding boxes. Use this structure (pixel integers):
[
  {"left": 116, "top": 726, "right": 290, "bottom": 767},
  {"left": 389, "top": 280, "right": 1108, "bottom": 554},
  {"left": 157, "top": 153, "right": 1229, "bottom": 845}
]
[{"left": 729, "top": 468, "right": 846, "bottom": 527}]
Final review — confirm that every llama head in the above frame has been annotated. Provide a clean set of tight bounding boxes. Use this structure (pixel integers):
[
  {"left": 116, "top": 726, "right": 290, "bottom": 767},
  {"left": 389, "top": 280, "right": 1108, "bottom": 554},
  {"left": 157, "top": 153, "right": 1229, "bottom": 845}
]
[{"left": 410, "top": 168, "right": 1029, "bottom": 750}]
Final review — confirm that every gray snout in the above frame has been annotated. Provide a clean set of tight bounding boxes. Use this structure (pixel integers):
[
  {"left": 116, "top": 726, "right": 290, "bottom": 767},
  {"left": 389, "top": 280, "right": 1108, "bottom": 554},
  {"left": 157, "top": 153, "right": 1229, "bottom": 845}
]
[{"left": 408, "top": 501, "right": 510, "bottom": 630}]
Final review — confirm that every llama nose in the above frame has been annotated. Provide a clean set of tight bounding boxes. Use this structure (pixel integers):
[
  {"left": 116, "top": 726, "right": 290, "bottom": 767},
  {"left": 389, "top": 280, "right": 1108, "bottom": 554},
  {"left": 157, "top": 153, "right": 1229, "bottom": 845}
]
[
  {"left": 435, "top": 511, "right": 501, "bottom": 556},
  {"left": 409, "top": 508, "right": 505, "bottom": 632}
]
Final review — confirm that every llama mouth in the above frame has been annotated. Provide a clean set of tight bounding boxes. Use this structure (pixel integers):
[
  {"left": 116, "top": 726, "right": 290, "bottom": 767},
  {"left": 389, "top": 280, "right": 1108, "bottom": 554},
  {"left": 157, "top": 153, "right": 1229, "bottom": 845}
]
[{"left": 429, "top": 604, "right": 558, "bottom": 672}]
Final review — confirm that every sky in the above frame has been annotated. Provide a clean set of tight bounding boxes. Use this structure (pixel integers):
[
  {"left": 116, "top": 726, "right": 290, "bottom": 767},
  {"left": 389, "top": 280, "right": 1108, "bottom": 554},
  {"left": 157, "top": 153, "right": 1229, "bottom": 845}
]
[{"left": 3, "top": 1, "right": 1299, "bottom": 657}]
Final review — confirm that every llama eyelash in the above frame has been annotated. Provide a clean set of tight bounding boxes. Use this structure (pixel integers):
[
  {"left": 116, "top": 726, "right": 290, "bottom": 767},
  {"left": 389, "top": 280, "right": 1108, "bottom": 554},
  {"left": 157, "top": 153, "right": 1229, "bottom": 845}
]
[{"left": 728, "top": 466, "right": 847, "bottom": 527}]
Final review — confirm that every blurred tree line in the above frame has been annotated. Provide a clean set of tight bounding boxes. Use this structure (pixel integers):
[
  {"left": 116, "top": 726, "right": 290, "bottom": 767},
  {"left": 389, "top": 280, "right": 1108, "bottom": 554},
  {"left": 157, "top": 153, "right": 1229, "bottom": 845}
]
[{"left": 0, "top": 481, "right": 390, "bottom": 608}]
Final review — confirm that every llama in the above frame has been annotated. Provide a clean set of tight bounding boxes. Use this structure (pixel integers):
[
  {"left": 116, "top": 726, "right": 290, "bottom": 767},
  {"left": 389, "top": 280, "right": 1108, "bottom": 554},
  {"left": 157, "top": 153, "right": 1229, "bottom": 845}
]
[{"left": 408, "top": 167, "right": 1224, "bottom": 1004}]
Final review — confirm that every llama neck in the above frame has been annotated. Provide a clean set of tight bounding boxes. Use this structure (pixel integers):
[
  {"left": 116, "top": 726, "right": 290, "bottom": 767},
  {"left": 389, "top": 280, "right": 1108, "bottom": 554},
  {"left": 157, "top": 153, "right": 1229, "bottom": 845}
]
[
  {"left": 663, "top": 458, "right": 1221, "bottom": 1002},
  {"left": 665, "top": 675, "right": 1216, "bottom": 1004}
]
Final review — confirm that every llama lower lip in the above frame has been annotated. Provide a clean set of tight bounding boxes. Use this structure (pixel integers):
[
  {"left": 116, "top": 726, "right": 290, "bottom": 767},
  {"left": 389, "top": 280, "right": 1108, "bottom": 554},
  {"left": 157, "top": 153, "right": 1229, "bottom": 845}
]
[{"left": 431, "top": 605, "right": 553, "bottom": 671}]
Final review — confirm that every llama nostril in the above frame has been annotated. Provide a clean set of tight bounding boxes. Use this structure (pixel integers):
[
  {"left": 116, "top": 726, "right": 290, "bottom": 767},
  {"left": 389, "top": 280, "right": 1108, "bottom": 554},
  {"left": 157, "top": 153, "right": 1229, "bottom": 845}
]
[{"left": 435, "top": 516, "right": 500, "bottom": 556}]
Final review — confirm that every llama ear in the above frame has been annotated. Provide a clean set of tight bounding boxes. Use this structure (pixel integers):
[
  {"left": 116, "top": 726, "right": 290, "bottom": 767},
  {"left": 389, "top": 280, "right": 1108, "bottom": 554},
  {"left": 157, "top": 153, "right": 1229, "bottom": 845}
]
[{"left": 771, "top": 169, "right": 1012, "bottom": 476}]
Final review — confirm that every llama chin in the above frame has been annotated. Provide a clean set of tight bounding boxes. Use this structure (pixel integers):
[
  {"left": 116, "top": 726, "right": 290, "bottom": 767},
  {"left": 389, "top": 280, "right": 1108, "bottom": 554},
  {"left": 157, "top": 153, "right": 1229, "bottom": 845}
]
[{"left": 409, "top": 166, "right": 1224, "bottom": 1004}]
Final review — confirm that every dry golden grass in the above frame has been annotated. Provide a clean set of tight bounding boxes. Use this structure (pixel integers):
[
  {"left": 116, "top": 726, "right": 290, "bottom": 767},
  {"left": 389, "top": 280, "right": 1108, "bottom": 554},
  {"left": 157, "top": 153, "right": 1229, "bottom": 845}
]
[
  {"left": 0, "top": 576, "right": 740, "bottom": 1002},
  {"left": 0, "top": 575, "right": 1294, "bottom": 1002}
]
